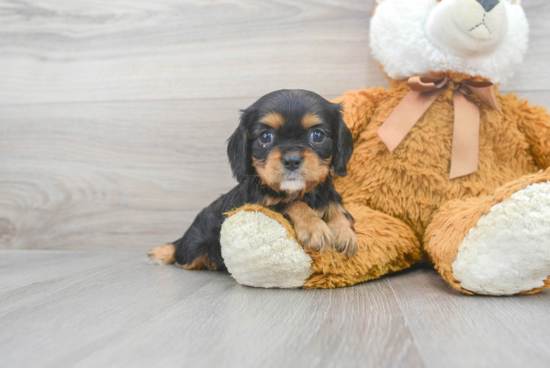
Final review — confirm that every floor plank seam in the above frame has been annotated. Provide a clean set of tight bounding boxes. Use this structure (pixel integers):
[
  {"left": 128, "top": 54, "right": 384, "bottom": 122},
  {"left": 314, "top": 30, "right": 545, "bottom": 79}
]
[{"left": 385, "top": 279, "right": 429, "bottom": 368}]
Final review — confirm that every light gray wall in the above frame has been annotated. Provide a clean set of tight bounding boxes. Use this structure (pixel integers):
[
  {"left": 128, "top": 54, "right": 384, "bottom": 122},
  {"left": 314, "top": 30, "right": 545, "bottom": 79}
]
[{"left": 1, "top": 0, "right": 549, "bottom": 250}]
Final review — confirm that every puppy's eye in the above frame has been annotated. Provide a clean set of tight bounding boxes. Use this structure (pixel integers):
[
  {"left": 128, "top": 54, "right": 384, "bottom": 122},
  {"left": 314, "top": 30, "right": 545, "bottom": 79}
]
[
  {"left": 310, "top": 130, "right": 325, "bottom": 143},
  {"left": 259, "top": 132, "right": 274, "bottom": 144}
]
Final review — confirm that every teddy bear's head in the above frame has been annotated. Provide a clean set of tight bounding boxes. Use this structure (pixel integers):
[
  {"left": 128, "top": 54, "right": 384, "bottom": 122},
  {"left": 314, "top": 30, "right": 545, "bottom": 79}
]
[{"left": 371, "top": 0, "right": 528, "bottom": 84}]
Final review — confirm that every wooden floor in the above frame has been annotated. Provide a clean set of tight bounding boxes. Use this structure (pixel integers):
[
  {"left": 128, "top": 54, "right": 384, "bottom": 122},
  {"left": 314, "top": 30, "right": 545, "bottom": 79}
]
[
  {"left": 2, "top": 0, "right": 550, "bottom": 367},
  {"left": 0, "top": 250, "right": 549, "bottom": 368}
]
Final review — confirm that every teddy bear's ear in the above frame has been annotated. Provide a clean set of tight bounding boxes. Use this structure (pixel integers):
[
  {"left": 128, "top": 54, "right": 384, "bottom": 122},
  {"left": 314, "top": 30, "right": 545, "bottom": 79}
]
[{"left": 330, "top": 103, "right": 354, "bottom": 177}]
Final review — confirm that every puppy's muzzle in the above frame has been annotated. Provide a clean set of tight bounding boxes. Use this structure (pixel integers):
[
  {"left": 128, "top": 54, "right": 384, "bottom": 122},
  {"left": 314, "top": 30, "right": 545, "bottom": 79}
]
[{"left": 283, "top": 154, "right": 302, "bottom": 172}]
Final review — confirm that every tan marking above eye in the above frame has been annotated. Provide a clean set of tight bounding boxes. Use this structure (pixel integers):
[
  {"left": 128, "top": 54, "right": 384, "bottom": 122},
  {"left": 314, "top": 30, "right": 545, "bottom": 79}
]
[
  {"left": 301, "top": 112, "right": 323, "bottom": 130},
  {"left": 260, "top": 112, "right": 285, "bottom": 129}
]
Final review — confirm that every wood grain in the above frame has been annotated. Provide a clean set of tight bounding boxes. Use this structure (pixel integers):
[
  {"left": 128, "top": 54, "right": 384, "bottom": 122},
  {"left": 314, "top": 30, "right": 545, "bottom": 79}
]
[
  {"left": 0, "top": 0, "right": 375, "bottom": 105},
  {"left": 3, "top": 92, "right": 550, "bottom": 251},
  {"left": 388, "top": 269, "right": 550, "bottom": 368},
  {"left": 1, "top": 2, "right": 550, "bottom": 367},
  {"left": 0, "top": 95, "right": 348, "bottom": 250},
  {"left": 1, "top": 0, "right": 549, "bottom": 251},
  {"left": 0, "top": 99, "right": 243, "bottom": 250},
  {"left": 0, "top": 250, "right": 424, "bottom": 368},
  {"left": 0, "top": 0, "right": 547, "bottom": 105},
  {"left": 1, "top": 251, "right": 548, "bottom": 368}
]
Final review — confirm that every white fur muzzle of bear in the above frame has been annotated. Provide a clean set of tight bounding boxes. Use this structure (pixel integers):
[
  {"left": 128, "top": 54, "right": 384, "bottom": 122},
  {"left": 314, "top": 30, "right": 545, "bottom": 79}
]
[{"left": 371, "top": 0, "right": 528, "bottom": 84}]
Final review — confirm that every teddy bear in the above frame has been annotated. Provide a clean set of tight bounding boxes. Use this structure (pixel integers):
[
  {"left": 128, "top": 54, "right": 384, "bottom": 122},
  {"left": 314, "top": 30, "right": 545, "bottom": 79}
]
[{"left": 218, "top": 0, "right": 550, "bottom": 296}]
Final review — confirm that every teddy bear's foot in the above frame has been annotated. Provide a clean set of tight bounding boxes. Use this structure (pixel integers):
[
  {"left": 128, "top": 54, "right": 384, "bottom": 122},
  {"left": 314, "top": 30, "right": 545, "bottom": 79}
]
[
  {"left": 452, "top": 181, "right": 550, "bottom": 295},
  {"left": 426, "top": 170, "right": 550, "bottom": 296},
  {"left": 220, "top": 205, "right": 314, "bottom": 288}
]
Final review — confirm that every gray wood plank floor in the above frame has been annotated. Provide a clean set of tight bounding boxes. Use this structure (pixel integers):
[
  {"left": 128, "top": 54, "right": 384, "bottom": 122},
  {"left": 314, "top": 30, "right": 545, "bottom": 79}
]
[
  {"left": 2, "top": 1, "right": 550, "bottom": 367},
  {"left": 0, "top": 250, "right": 549, "bottom": 368}
]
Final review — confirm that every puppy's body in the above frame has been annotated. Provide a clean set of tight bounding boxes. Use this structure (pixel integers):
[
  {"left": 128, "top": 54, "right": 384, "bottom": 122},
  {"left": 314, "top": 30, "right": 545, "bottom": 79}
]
[
  {"left": 150, "top": 90, "right": 356, "bottom": 271},
  {"left": 173, "top": 176, "right": 347, "bottom": 271}
]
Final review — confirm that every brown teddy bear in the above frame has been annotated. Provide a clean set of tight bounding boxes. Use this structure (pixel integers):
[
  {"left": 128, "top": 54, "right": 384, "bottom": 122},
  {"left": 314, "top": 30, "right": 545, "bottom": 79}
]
[{"left": 171, "top": 0, "right": 550, "bottom": 296}]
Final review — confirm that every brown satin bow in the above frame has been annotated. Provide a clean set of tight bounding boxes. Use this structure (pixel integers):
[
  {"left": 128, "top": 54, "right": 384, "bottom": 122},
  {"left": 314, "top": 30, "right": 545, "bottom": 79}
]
[{"left": 377, "top": 76, "right": 500, "bottom": 179}]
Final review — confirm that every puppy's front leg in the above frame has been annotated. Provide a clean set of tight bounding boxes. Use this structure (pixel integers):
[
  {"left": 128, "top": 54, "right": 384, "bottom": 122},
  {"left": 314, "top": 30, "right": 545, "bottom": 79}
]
[
  {"left": 324, "top": 202, "right": 358, "bottom": 258},
  {"left": 286, "top": 200, "right": 333, "bottom": 252}
]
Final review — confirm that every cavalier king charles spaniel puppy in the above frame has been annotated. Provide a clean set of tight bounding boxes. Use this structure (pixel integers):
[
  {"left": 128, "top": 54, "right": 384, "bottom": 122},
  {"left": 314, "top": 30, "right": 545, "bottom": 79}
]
[{"left": 148, "top": 89, "right": 357, "bottom": 271}]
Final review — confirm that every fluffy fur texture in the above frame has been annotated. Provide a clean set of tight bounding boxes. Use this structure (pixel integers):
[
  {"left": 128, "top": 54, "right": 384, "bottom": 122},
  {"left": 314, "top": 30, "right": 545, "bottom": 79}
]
[
  {"left": 222, "top": 80, "right": 550, "bottom": 293},
  {"left": 452, "top": 181, "right": 550, "bottom": 295},
  {"left": 304, "top": 202, "right": 422, "bottom": 288},
  {"left": 424, "top": 168, "right": 550, "bottom": 294},
  {"left": 154, "top": 0, "right": 550, "bottom": 295},
  {"left": 221, "top": 205, "right": 313, "bottom": 288},
  {"left": 330, "top": 80, "right": 550, "bottom": 294},
  {"left": 220, "top": 63, "right": 550, "bottom": 293},
  {"left": 148, "top": 90, "right": 356, "bottom": 270},
  {"left": 220, "top": 202, "right": 423, "bottom": 289},
  {"left": 371, "top": 0, "right": 528, "bottom": 84}
]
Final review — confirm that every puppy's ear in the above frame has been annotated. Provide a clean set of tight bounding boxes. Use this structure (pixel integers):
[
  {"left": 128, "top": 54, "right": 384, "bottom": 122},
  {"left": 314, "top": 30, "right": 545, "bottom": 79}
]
[
  {"left": 331, "top": 103, "right": 354, "bottom": 176},
  {"left": 227, "top": 108, "right": 255, "bottom": 183}
]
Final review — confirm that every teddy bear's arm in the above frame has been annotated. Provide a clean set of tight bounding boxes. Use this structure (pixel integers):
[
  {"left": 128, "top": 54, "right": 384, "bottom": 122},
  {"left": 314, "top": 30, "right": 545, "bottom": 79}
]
[
  {"left": 515, "top": 98, "right": 550, "bottom": 169},
  {"left": 304, "top": 202, "right": 423, "bottom": 289},
  {"left": 332, "top": 87, "right": 384, "bottom": 139}
]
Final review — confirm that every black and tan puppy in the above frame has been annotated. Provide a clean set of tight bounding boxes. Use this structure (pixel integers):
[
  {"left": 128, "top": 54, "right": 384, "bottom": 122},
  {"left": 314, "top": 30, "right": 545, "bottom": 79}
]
[{"left": 148, "top": 89, "right": 357, "bottom": 271}]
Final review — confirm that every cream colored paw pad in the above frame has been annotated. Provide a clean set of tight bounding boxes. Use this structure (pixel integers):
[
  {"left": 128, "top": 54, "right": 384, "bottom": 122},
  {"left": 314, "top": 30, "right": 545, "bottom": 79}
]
[
  {"left": 220, "top": 210, "right": 313, "bottom": 288},
  {"left": 453, "top": 182, "right": 550, "bottom": 295}
]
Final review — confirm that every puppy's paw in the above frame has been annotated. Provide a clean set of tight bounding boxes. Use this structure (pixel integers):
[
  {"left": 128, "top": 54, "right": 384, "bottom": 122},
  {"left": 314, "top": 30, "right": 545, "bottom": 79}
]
[
  {"left": 147, "top": 244, "right": 176, "bottom": 265},
  {"left": 329, "top": 222, "right": 358, "bottom": 258},
  {"left": 295, "top": 217, "right": 334, "bottom": 252}
]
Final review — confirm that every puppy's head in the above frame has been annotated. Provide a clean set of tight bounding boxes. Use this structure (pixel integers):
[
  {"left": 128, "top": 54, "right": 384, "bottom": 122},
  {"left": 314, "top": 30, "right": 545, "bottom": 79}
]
[{"left": 227, "top": 90, "right": 353, "bottom": 194}]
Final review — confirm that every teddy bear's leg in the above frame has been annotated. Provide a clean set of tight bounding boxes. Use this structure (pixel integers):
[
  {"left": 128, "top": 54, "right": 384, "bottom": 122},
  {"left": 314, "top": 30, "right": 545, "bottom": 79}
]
[
  {"left": 220, "top": 203, "right": 422, "bottom": 289},
  {"left": 303, "top": 202, "right": 423, "bottom": 288},
  {"left": 425, "top": 169, "right": 550, "bottom": 296}
]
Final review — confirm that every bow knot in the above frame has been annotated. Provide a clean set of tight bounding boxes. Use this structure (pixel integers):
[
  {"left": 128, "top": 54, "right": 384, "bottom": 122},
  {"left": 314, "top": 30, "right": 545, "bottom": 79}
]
[
  {"left": 378, "top": 75, "right": 500, "bottom": 179},
  {"left": 448, "top": 81, "right": 467, "bottom": 94}
]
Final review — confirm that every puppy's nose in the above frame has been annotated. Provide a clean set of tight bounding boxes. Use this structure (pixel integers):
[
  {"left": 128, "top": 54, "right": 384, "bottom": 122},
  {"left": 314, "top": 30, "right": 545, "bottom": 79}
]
[
  {"left": 476, "top": 0, "right": 499, "bottom": 12},
  {"left": 282, "top": 154, "right": 302, "bottom": 171}
]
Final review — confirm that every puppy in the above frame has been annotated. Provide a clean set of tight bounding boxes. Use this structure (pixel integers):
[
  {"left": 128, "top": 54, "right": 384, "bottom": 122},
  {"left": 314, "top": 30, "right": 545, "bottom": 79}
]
[{"left": 148, "top": 89, "right": 357, "bottom": 271}]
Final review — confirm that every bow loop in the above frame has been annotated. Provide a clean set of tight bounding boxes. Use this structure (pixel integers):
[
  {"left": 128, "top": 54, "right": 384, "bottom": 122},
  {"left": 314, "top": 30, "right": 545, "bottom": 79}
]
[
  {"left": 461, "top": 80, "right": 500, "bottom": 111},
  {"left": 377, "top": 75, "right": 500, "bottom": 179},
  {"left": 408, "top": 76, "right": 448, "bottom": 92}
]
